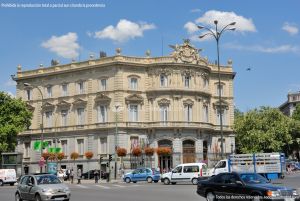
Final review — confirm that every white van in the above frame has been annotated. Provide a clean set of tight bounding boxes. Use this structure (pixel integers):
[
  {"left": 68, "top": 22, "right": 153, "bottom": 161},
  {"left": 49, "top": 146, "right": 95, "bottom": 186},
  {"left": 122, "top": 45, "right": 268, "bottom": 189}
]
[
  {"left": 0, "top": 169, "right": 17, "bottom": 186},
  {"left": 161, "top": 163, "right": 207, "bottom": 185}
]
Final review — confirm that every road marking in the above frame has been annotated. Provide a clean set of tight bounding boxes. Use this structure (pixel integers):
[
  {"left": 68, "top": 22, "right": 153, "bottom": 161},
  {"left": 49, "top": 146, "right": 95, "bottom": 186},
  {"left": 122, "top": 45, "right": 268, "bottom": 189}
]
[
  {"left": 112, "top": 184, "right": 125, "bottom": 188},
  {"left": 76, "top": 184, "right": 88, "bottom": 189},
  {"left": 96, "top": 185, "right": 110, "bottom": 189}
]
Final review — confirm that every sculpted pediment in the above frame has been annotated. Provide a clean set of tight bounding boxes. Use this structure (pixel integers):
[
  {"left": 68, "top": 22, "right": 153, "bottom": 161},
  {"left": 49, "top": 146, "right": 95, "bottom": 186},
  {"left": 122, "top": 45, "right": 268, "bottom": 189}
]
[
  {"left": 94, "top": 93, "right": 111, "bottom": 104},
  {"left": 157, "top": 98, "right": 171, "bottom": 106},
  {"left": 72, "top": 98, "right": 87, "bottom": 106},
  {"left": 42, "top": 102, "right": 54, "bottom": 110},
  {"left": 125, "top": 94, "right": 144, "bottom": 105},
  {"left": 57, "top": 100, "right": 71, "bottom": 108},
  {"left": 170, "top": 39, "right": 202, "bottom": 64},
  {"left": 213, "top": 100, "right": 229, "bottom": 110},
  {"left": 183, "top": 99, "right": 194, "bottom": 106}
]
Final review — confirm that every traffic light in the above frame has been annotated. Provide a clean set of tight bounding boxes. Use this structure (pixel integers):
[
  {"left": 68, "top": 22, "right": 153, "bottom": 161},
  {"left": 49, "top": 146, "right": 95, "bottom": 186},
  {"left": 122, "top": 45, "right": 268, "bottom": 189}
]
[
  {"left": 106, "top": 162, "right": 109, "bottom": 167},
  {"left": 108, "top": 154, "right": 112, "bottom": 162}
]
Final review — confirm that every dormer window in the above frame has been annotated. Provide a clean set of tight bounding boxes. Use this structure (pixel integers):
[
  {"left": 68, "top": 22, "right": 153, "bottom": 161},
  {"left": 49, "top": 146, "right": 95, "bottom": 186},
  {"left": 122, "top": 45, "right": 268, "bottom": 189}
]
[{"left": 160, "top": 75, "right": 167, "bottom": 87}]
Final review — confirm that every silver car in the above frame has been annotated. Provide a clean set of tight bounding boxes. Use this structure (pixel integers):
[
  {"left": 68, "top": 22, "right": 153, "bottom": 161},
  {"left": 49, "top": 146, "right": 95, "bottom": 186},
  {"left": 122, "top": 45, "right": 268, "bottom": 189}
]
[{"left": 15, "top": 173, "right": 71, "bottom": 201}]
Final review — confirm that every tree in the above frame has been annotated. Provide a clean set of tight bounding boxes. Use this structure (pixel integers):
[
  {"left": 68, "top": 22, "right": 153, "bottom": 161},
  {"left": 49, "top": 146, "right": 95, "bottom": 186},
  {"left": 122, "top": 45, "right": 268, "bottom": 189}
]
[
  {"left": 0, "top": 92, "right": 32, "bottom": 156},
  {"left": 290, "top": 104, "right": 300, "bottom": 160},
  {"left": 234, "top": 107, "right": 293, "bottom": 153}
]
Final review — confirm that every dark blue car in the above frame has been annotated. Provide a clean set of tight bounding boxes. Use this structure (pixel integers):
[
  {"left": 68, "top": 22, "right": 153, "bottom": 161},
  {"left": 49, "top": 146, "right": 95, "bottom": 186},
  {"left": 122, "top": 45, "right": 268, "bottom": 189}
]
[{"left": 123, "top": 168, "right": 160, "bottom": 183}]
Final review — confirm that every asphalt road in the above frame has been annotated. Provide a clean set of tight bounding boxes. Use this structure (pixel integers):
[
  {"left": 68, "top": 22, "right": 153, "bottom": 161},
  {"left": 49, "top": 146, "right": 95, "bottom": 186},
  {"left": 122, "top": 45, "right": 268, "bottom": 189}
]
[{"left": 1, "top": 173, "right": 299, "bottom": 201}]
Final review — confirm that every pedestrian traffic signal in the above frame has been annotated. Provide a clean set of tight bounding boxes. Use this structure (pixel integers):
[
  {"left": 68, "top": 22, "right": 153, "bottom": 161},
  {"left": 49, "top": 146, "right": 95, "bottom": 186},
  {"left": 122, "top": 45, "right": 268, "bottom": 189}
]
[{"left": 108, "top": 154, "right": 112, "bottom": 162}]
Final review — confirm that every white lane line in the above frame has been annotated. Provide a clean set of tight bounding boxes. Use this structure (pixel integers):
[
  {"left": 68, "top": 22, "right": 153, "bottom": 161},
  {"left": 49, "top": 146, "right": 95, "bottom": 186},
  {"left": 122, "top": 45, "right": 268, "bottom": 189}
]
[
  {"left": 112, "top": 184, "right": 125, "bottom": 188},
  {"left": 76, "top": 184, "right": 88, "bottom": 189},
  {"left": 96, "top": 185, "right": 110, "bottom": 189}
]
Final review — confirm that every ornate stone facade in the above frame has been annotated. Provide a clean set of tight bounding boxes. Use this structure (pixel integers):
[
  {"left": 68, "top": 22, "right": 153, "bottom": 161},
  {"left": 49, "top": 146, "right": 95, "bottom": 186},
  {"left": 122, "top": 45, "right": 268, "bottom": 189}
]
[{"left": 14, "top": 40, "right": 235, "bottom": 174}]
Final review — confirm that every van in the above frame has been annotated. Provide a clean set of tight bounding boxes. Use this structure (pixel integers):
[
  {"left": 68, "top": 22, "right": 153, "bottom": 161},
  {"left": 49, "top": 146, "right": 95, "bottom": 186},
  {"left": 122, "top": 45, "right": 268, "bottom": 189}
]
[
  {"left": 0, "top": 169, "right": 17, "bottom": 186},
  {"left": 161, "top": 163, "right": 207, "bottom": 185}
]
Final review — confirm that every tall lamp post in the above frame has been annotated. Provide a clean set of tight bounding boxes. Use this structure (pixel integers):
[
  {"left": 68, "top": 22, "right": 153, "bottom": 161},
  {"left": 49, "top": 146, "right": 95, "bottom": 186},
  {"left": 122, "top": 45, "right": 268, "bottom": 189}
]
[
  {"left": 24, "top": 83, "right": 44, "bottom": 173},
  {"left": 197, "top": 20, "right": 236, "bottom": 159}
]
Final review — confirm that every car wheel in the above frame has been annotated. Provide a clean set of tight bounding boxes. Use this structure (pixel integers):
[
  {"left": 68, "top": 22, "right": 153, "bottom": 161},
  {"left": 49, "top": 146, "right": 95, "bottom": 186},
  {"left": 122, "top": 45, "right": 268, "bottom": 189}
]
[
  {"left": 192, "top": 178, "right": 198, "bottom": 185},
  {"left": 163, "top": 178, "right": 170, "bottom": 185},
  {"left": 125, "top": 178, "right": 131, "bottom": 183},
  {"left": 0, "top": 180, "right": 3, "bottom": 186},
  {"left": 171, "top": 182, "right": 176, "bottom": 185},
  {"left": 206, "top": 192, "right": 216, "bottom": 201},
  {"left": 154, "top": 180, "right": 158, "bottom": 183},
  {"left": 147, "top": 177, "right": 153, "bottom": 183},
  {"left": 35, "top": 194, "right": 42, "bottom": 201},
  {"left": 15, "top": 193, "right": 23, "bottom": 201}
]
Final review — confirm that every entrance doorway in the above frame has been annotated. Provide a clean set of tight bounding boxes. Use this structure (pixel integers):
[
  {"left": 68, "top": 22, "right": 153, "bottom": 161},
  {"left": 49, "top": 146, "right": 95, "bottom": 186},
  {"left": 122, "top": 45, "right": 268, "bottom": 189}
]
[
  {"left": 157, "top": 139, "right": 173, "bottom": 172},
  {"left": 182, "top": 140, "right": 196, "bottom": 163}
]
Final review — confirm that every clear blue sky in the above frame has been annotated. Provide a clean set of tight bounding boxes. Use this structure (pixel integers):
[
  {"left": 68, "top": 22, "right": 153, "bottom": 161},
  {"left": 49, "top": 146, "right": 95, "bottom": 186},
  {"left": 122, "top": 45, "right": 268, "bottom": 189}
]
[{"left": 0, "top": 0, "right": 299, "bottom": 112}]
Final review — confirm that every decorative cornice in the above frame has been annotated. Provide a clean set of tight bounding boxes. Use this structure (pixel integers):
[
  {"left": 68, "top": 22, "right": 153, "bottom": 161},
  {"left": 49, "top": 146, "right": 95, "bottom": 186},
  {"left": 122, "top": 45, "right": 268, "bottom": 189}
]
[
  {"left": 57, "top": 100, "right": 71, "bottom": 108},
  {"left": 72, "top": 98, "right": 87, "bottom": 106},
  {"left": 94, "top": 92, "right": 111, "bottom": 104},
  {"left": 125, "top": 94, "right": 144, "bottom": 105}
]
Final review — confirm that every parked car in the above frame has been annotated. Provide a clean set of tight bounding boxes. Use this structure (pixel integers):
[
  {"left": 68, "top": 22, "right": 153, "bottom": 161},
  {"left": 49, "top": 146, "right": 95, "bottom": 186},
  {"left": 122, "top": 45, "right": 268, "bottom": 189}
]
[
  {"left": 123, "top": 168, "right": 160, "bottom": 183},
  {"left": 0, "top": 169, "right": 17, "bottom": 186},
  {"left": 161, "top": 163, "right": 207, "bottom": 185},
  {"left": 15, "top": 173, "right": 71, "bottom": 201},
  {"left": 82, "top": 170, "right": 107, "bottom": 179},
  {"left": 197, "top": 172, "right": 299, "bottom": 201}
]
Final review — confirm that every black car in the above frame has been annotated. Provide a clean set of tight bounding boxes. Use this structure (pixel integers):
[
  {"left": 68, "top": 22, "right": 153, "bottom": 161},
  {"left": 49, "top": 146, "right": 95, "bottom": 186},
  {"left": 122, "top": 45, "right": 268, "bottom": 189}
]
[
  {"left": 82, "top": 170, "right": 107, "bottom": 179},
  {"left": 197, "top": 172, "right": 299, "bottom": 201}
]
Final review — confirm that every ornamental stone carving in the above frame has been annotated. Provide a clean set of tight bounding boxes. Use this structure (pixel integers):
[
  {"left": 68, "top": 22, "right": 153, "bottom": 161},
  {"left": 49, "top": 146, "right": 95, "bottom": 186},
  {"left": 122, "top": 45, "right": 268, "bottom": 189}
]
[
  {"left": 125, "top": 94, "right": 144, "bottom": 105},
  {"left": 157, "top": 98, "right": 171, "bottom": 106},
  {"left": 170, "top": 39, "right": 202, "bottom": 64},
  {"left": 213, "top": 100, "right": 229, "bottom": 110},
  {"left": 57, "top": 100, "right": 71, "bottom": 108},
  {"left": 94, "top": 93, "right": 111, "bottom": 104},
  {"left": 72, "top": 98, "right": 87, "bottom": 106},
  {"left": 183, "top": 99, "right": 194, "bottom": 106},
  {"left": 42, "top": 102, "right": 55, "bottom": 110}
]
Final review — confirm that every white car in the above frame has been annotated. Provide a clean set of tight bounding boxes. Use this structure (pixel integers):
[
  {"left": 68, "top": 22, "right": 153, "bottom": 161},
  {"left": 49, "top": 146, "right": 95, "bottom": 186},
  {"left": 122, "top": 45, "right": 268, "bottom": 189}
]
[{"left": 161, "top": 163, "right": 207, "bottom": 185}]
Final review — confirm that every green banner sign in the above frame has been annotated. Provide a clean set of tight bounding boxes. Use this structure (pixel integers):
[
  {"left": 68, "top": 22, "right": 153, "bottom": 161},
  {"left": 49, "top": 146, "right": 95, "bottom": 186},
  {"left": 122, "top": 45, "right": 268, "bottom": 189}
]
[
  {"left": 48, "top": 147, "right": 62, "bottom": 153},
  {"left": 33, "top": 141, "right": 50, "bottom": 151}
]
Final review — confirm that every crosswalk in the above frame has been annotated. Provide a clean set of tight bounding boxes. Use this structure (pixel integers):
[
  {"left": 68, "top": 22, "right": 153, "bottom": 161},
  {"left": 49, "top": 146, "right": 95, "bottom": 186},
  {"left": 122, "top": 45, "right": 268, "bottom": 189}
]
[{"left": 68, "top": 183, "right": 145, "bottom": 190}]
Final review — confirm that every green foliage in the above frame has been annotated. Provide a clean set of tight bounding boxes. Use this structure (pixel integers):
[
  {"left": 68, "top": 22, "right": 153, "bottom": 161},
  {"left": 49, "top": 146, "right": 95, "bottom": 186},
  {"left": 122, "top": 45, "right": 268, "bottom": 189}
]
[
  {"left": 234, "top": 107, "right": 293, "bottom": 153},
  {"left": 0, "top": 92, "right": 32, "bottom": 153}
]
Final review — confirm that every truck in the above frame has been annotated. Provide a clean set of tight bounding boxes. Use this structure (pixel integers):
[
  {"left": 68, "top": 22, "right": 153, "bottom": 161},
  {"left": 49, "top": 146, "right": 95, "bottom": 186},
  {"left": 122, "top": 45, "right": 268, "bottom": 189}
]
[
  {"left": 0, "top": 169, "right": 17, "bottom": 186},
  {"left": 209, "top": 153, "right": 286, "bottom": 180}
]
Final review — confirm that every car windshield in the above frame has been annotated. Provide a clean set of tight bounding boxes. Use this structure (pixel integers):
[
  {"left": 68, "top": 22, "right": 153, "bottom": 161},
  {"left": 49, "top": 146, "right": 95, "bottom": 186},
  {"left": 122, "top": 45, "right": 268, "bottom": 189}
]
[
  {"left": 240, "top": 173, "right": 269, "bottom": 184},
  {"left": 36, "top": 175, "right": 62, "bottom": 185}
]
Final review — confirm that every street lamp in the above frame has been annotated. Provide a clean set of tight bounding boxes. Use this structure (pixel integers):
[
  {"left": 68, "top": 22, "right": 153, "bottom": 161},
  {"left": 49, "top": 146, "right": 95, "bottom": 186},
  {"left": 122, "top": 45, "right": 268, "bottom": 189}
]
[
  {"left": 197, "top": 20, "right": 236, "bottom": 159},
  {"left": 24, "top": 82, "right": 44, "bottom": 173},
  {"left": 114, "top": 105, "right": 119, "bottom": 180}
]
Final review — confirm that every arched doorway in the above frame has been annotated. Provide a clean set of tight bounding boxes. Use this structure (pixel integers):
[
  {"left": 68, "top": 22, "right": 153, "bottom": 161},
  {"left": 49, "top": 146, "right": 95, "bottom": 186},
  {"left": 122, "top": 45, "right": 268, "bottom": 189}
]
[
  {"left": 182, "top": 140, "right": 196, "bottom": 163},
  {"left": 157, "top": 139, "right": 173, "bottom": 172}
]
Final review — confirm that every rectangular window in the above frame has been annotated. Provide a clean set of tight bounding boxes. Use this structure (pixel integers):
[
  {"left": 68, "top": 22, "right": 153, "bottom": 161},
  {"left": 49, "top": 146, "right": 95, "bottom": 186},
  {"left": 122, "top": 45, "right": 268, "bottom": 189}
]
[
  {"left": 130, "top": 136, "right": 139, "bottom": 150},
  {"left": 61, "top": 110, "right": 68, "bottom": 126},
  {"left": 100, "top": 79, "right": 107, "bottom": 91},
  {"left": 61, "top": 140, "right": 68, "bottom": 155},
  {"left": 217, "top": 84, "right": 224, "bottom": 96},
  {"left": 203, "top": 78, "right": 209, "bottom": 89},
  {"left": 183, "top": 166, "right": 199, "bottom": 173},
  {"left": 97, "top": 105, "right": 107, "bottom": 123},
  {"left": 216, "top": 109, "right": 227, "bottom": 125},
  {"left": 61, "top": 84, "right": 68, "bottom": 96},
  {"left": 45, "top": 111, "right": 53, "bottom": 127},
  {"left": 129, "top": 105, "right": 138, "bottom": 122},
  {"left": 77, "top": 81, "right": 84, "bottom": 94},
  {"left": 24, "top": 142, "right": 30, "bottom": 157},
  {"left": 77, "top": 108, "right": 85, "bottom": 125},
  {"left": 26, "top": 89, "right": 32, "bottom": 100},
  {"left": 184, "top": 76, "right": 190, "bottom": 88},
  {"left": 100, "top": 137, "right": 107, "bottom": 154},
  {"left": 203, "top": 105, "right": 209, "bottom": 122},
  {"left": 46, "top": 86, "right": 52, "bottom": 98},
  {"left": 77, "top": 139, "right": 84, "bottom": 155},
  {"left": 185, "top": 105, "right": 192, "bottom": 122},
  {"left": 160, "top": 106, "right": 168, "bottom": 122},
  {"left": 160, "top": 75, "right": 167, "bottom": 87},
  {"left": 130, "top": 78, "right": 138, "bottom": 90}
]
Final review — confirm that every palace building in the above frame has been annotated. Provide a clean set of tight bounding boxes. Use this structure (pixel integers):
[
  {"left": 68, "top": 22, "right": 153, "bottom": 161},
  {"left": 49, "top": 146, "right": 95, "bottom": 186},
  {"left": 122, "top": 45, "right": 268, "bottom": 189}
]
[{"left": 13, "top": 40, "right": 235, "bottom": 174}]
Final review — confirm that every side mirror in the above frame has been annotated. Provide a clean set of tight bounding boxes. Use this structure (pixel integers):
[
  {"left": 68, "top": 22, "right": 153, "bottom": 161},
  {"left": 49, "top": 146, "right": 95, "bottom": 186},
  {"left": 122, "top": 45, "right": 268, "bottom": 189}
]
[
  {"left": 172, "top": 170, "right": 177, "bottom": 173},
  {"left": 236, "top": 181, "right": 243, "bottom": 186}
]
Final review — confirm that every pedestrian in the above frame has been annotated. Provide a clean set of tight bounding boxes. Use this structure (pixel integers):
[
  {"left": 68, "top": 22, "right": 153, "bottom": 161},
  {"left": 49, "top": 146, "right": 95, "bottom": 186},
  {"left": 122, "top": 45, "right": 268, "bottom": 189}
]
[
  {"left": 77, "top": 169, "right": 82, "bottom": 184},
  {"left": 70, "top": 169, "right": 74, "bottom": 184},
  {"left": 94, "top": 169, "right": 99, "bottom": 183},
  {"left": 66, "top": 169, "right": 70, "bottom": 181}
]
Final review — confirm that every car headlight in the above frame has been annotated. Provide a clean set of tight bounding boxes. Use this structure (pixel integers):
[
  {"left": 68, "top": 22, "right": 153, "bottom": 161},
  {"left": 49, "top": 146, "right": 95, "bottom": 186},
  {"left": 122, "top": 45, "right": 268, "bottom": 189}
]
[
  {"left": 63, "top": 188, "right": 70, "bottom": 192},
  {"left": 266, "top": 190, "right": 280, "bottom": 197},
  {"left": 42, "top": 189, "right": 54, "bottom": 194},
  {"left": 293, "top": 190, "right": 299, "bottom": 196}
]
